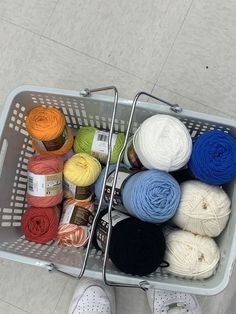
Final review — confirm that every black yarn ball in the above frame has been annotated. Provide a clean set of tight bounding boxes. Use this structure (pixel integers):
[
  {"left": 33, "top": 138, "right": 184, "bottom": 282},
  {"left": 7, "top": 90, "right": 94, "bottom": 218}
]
[{"left": 94, "top": 210, "right": 166, "bottom": 276}]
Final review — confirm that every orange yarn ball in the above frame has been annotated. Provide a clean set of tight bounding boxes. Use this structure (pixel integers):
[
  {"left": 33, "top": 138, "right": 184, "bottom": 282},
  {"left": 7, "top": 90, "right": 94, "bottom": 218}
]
[{"left": 26, "top": 106, "right": 73, "bottom": 155}]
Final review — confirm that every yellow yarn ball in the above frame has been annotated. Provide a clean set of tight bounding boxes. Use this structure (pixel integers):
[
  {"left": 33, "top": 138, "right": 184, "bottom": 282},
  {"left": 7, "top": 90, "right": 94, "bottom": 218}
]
[{"left": 64, "top": 153, "right": 102, "bottom": 186}]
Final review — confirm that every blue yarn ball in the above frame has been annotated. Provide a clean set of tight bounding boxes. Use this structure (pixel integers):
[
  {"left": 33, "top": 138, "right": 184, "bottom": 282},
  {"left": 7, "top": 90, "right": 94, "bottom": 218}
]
[
  {"left": 123, "top": 170, "right": 181, "bottom": 223},
  {"left": 95, "top": 164, "right": 126, "bottom": 209},
  {"left": 189, "top": 130, "right": 236, "bottom": 185}
]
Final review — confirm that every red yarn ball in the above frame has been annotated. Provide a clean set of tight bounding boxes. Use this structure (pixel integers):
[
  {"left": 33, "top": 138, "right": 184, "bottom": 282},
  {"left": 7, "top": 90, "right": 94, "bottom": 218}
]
[{"left": 22, "top": 206, "right": 60, "bottom": 244}]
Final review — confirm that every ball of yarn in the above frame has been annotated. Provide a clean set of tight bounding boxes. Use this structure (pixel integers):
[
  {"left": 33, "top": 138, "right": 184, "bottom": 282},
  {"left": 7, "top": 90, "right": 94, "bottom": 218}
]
[
  {"left": 123, "top": 136, "right": 143, "bottom": 169},
  {"left": 57, "top": 198, "right": 95, "bottom": 247},
  {"left": 94, "top": 164, "right": 125, "bottom": 209},
  {"left": 27, "top": 155, "right": 64, "bottom": 207},
  {"left": 64, "top": 153, "right": 102, "bottom": 186},
  {"left": 189, "top": 130, "right": 236, "bottom": 185},
  {"left": 22, "top": 206, "right": 60, "bottom": 244},
  {"left": 165, "top": 229, "right": 220, "bottom": 279},
  {"left": 26, "top": 106, "right": 73, "bottom": 155},
  {"left": 73, "top": 127, "right": 125, "bottom": 164},
  {"left": 172, "top": 180, "right": 231, "bottom": 237},
  {"left": 134, "top": 114, "right": 192, "bottom": 171},
  {"left": 95, "top": 167, "right": 181, "bottom": 222},
  {"left": 94, "top": 210, "right": 166, "bottom": 276},
  {"left": 123, "top": 170, "right": 181, "bottom": 223},
  {"left": 57, "top": 225, "right": 89, "bottom": 247}
]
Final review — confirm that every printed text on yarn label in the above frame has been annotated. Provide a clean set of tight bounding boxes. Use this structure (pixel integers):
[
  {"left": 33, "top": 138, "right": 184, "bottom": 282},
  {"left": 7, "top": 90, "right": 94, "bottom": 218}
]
[
  {"left": 91, "top": 130, "right": 117, "bottom": 163},
  {"left": 96, "top": 210, "right": 129, "bottom": 251},
  {"left": 34, "top": 128, "right": 68, "bottom": 151},
  {"left": 27, "top": 172, "right": 62, "bottom": 196},
  {"left": 63, "top": 179, "right": 92, "bottom": 200},
  {"left": 60, "top": 203, "right": 94, "bottom": 226},
  {"left": 104, "top": 168, "right": 132, "bottom": 211}
]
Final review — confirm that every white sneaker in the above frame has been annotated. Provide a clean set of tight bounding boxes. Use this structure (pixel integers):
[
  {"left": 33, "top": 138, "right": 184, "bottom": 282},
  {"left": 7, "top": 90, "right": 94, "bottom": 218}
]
[
  {"left": 147, "top": 289, "right": 202, "bottom": 314},
  {"left": 68, "top": 278, "right": 116, "bottom": 314}
]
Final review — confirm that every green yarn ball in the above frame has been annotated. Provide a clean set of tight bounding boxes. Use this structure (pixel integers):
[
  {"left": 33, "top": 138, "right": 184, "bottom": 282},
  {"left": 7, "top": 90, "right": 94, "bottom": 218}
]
[{"left": 74, "top": 127, "right": 125, "bottom": 164}]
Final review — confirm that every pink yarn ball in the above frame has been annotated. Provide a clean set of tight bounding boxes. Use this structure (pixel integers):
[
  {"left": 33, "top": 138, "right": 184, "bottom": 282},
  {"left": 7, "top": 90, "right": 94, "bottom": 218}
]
[{"left": 27, "top": 155, "right": 64, "bottom": 207}]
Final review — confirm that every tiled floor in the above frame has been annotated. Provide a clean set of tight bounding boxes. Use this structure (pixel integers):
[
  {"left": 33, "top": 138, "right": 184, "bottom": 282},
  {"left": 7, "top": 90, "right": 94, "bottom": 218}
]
[{"left": 0, "top": 1, "right": 236, "bottom": 313}]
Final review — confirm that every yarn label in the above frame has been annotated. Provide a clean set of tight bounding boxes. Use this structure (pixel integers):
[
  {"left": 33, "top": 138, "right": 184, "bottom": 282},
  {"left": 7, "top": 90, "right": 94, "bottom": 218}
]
[
  {"left": 126, "top": 138, "right": 143, "bottom": 169},
  {"left": 63, "top": 179, "right": 92, "bottom": 200},
  {"left": 104, "top": 168, "right": 132, "bottom": 210},
  {"left": 27, "top": 172, "right": 62, "bottom": 196},
  {"left": 60, "top": 203, "right": 94, "bottom": 226},
  {"left": 34, "top": 128, "right": 68, "bottom": 151},
  {"left": 96, "top": 210, "right": 129, "bottom": 251},
  {"left": 91, "top": 130, "right": 117, "bottom": 163}
]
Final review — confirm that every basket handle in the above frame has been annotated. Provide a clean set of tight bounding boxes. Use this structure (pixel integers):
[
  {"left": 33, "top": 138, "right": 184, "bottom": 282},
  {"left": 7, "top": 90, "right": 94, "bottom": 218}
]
[
  {"left": 49, "top": 90, "right": 181, "bottom": 288},
  {"left": 101, "top": 91, "right": 181, "bottom": 290},
  {"left": 47, "top": 86, "right": 120, "bottom": 280}
]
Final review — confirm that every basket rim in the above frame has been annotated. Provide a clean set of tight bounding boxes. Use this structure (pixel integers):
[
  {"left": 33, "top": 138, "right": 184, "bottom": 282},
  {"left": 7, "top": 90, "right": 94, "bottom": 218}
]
[
  {"left": 1, "top": 85, "right": 236, "bottom": 136},
  {"left": 0, "top": 84, "right": 236, "bottom": 296}
]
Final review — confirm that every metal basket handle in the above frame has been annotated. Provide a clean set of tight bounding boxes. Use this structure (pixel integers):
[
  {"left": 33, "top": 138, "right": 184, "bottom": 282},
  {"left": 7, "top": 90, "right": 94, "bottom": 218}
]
[
  {"left": 48, "top": 86, "right": 120, "bottom": 278},
  {"left": 102, "top": 91, "right": 182, "bottom": 290},
  {"left": 49, "top": 89, "right": 182, "bottom": 288}
]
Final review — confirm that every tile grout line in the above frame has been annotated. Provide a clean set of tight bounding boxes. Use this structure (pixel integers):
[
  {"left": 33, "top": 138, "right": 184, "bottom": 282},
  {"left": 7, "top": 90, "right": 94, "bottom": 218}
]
[
  {"left": 0, "top": 15, "right": 156, "bottom": 86},
  {"left": 148, "top": 84, "right": 236, "bottom": 118},
  {"left": 0, "top": 297, "right": 30, "bottom": 314},
  {"left": 153, "top": 0, "right": 195, "bottom": 86},
  {"left": 40, "top": 34, "right": 156, "bottom": 85},
  {"left": 52, "top": 278, "right": 70, "bottom": 314},
  {"left": 41, "top": 0, "right": 60, "bottom": 37}
]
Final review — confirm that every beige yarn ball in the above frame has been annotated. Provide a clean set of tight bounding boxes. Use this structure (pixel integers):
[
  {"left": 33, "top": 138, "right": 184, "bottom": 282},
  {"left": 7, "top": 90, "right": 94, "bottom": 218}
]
[
  {"left": 172, "top": 180, "right": 231, "bottom": 237},
  {"left": 165, "top": 229, "right": 220, "bottom": 279}
]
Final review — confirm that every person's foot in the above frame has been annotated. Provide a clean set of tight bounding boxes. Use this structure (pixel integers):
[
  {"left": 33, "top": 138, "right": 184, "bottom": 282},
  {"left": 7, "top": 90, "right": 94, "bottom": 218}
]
[
  {"left": 147, "top": 289, "right": 202, "bottom": 314},
  {"left": 68, "top": 278, "right": 116, "bottom": 314}
]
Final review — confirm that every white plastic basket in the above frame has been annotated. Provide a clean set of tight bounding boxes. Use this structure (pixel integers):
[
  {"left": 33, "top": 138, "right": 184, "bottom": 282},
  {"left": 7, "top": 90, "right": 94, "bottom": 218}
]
[{"left": 0, "top": 85, "right": 236, "bottom": 296}]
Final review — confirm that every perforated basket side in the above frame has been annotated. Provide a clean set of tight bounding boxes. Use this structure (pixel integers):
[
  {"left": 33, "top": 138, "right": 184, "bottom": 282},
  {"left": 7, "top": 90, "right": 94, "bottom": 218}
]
[{"left": 0, "top": 85, "right": 236, "bottom": 295}]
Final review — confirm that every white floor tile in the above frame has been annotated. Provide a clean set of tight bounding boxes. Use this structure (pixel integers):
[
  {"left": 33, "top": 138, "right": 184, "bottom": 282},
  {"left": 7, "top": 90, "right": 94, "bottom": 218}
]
[
  {"left": 0, "top": 299, "right": 28, "bottom": 314},
  {"left": 116, "top": 287, "right": 151, "bottom": 314},
  {"left": 150, "top": 85, "right": 236, "bottom": 119},
  {"left": 24, "top": 37, "right": 154, "bottom": 99},
  {"left": 0, "top": 20, "right": 36, "bottom": 73},
  {"left": 0, "top": 0, "right": 57, "bottom": 34},
  {"left": 158, "top": 0, "right": 236, "bottom": 117},
  {"left": 0, "top": 258, "right": 68, "bottom": 314},
  {"left": 44, "top": 0, "right": 193, "bottom": 82},
  {"left": 53, "top": 278, "right": 77, "bottom": 314},
  {"left": 0, "top": 19, "right": 154, "bottom": 108}
]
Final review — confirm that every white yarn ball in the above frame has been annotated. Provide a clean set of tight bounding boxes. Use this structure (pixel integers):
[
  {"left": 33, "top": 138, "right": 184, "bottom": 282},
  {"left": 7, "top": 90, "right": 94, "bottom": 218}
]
[
  {"left": 165, "top": 229, "right": 220, "bottom": 279},
  {"left": 133, "top": 114, "right": 192, "bottom": 171},
  {"left": 173, "top": 180, "right": 231, "bottom": 237}
]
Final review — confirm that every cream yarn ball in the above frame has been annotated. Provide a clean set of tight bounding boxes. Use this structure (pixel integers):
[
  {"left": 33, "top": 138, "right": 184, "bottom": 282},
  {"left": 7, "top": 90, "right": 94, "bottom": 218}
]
[
  {"left": 165, "top": 229, "right": 220, "bottom": 279},
  {"left": 133, "top": 114, "right": 192, "bottom": 171},
  {"left": 172, "top": 180, "right": 231, "bottom": 237}
]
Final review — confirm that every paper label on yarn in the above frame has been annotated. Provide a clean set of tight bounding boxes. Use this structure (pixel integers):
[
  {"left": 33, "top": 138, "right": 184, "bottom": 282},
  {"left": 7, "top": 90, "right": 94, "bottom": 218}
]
[
  {"left": 60, "top": 203, "right": 94, "bottom": 226},
  {"left": 33, "top": 127, "right": 68, "bottom": 151},
  {"left": 91, "top": 130, "right": 117, "bottom": 163},
  {"left": 27, "top": 172, "right": 62, "bottom": 196},
  {"left": 126, "top": 137, "right": 143, "bottom": 169},
  {"left": 63, "top": 179, "right": 93, "bottom": 200},
  {"left": 96, "top": 210, "right": 129, "bottom": 251},
  {"left": 104, "top": 168, "right": 132, "bottom": 211}
]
